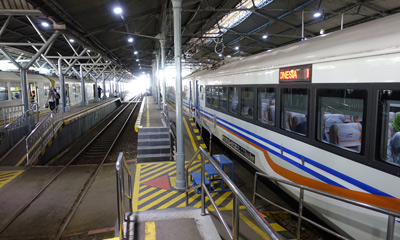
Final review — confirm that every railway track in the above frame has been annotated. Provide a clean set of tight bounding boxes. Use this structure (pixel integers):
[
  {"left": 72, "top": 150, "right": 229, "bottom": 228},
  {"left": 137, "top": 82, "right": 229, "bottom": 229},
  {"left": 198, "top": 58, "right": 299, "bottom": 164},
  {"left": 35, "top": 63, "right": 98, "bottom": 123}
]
[{"left": 0, "top": 96, "right": 141, "bottom": 239}]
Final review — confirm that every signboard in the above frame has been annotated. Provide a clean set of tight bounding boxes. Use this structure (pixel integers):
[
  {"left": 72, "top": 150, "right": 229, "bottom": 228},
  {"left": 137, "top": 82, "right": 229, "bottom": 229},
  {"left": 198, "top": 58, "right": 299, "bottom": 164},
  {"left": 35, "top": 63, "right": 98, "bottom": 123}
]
[
  {"left": 279, "top": 65, "right": 312, "bottom": 82},
  {"left": 222, "top": 135, "right": 255, "bottom": 163}
]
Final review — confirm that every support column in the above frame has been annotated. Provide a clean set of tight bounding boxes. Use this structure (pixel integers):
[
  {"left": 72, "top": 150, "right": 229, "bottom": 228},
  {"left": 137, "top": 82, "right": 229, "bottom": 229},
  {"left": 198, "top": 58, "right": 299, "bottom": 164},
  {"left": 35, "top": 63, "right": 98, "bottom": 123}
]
[
  {"left": 160, "top": 39, "right": 166, "bottom": 110},
  {"left": 80, "top": 65, "right": 87, "bottom": 106},
  {"left": 172, "top": 0, "right": 185, "bottom": 190},
  {"left": 102, "top": 73, "right": 107, "bottom": 100},
  {"left": 94, "top": 77, "right": 100, "bottom": 102},
  {"left": 156, "top": 50, "right": 161, "bottom": 109},
  {"left": 20, "top": 69, "right": 29, "bottom": 113},
  {"left": 58, "top": 58, "right": 68, "bottom": 113}
]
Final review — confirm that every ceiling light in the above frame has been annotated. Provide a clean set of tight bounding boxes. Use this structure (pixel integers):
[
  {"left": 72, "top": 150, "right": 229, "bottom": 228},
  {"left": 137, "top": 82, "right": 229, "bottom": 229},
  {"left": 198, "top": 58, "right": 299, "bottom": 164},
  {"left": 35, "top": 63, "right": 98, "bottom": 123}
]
[
  {"left": 262, "top": 34, "right": 268, "bottom": 39},
  {"left": 136, "top": 59, "right": 139, "bottom": 62},
  {"left": 87, "top": 50, "right": 91, "bottom": 53},
  {"left": 235, "top": 46, "right": 239, "bottom": 50},
  {"left": 320, "top": 29, "right": 325, "bottom": 35},
  {"left": 41, "top": 22, "right": 50, "bottom": 27},
  {"left": 218, "top": 54, "right": 222, "bottom": 57},
  {"left": 128, "top": 37, "right": 134, "bottom": 43},
  {"left": 113, "top": 7, "right": 123, "bottom": 14},
  {"left": 69, "top": 39, "right": 75, "bottom": 43},
  {"left": 134, "top": 51, "right": 138, "bottom": 55},
  {"left": 313, "top": 12, "right": 322, "bottom": 18}
]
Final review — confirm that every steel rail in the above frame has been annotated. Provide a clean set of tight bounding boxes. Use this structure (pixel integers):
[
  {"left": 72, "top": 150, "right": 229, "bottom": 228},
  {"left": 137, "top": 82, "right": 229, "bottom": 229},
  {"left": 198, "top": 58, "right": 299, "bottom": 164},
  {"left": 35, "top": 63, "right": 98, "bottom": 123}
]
[
  {"left": 55, "top": 96, "right": 141, "bottom": 239},
  {"left": 0, "top": 96, "right": 140, "bottom": 237}
]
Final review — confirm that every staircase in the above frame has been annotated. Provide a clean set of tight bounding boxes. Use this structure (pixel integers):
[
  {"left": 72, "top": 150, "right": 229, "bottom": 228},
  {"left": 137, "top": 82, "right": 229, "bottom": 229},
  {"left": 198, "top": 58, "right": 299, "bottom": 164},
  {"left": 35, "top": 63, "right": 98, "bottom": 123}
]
[{"left": 137, "top": 127, "right": 171, "bottom": 163}]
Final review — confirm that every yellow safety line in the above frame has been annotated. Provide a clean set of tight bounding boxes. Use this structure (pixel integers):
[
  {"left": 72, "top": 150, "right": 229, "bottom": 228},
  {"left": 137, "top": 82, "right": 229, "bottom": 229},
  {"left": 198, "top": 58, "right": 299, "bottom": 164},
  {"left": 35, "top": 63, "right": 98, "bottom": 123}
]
[
  {"left": 146, "top": 97, "right": 150, "bottom": 127},
  {"left": 158, "top": 192, "right": 187, "bottom": 209},
  {"left": 183, "top": 117, "right": 198, "bottom": 151},
  {"left": 139, "top": 187, "right": 157, "bottom": 197},
  {"left": 239, "top": 213, "right": 271, "bottom": 240},
  {"left": 0, "top": 170, "right": 24, "bottom": 188},
  {"left": 132, "top": 164, "right": 142, "bottom": 212},
  {"left": 145, "top": 222, "right": 156, "bottom": 240},
  {"left": 140, "top": 191, "right": 176, "bottom": 211},
  {"left": 139, "top": 189, "right": 167, "bottom": 206},
  {"left": 140, "top": 165, "right": 176, "bottom": 183}
]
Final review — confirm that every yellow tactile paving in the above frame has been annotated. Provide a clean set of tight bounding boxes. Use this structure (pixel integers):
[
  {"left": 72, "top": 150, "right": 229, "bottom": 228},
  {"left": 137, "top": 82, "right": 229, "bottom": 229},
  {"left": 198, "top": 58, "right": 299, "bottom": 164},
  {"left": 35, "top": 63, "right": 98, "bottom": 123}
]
[{"left": 0, "top": 170, "right": 24, "bottom": 188}]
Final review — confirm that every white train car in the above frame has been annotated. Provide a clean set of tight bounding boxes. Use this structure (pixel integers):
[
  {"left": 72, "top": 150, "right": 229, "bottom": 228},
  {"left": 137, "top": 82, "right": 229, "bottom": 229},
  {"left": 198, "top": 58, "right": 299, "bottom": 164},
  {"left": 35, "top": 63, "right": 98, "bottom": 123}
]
[
  {"left": 49, "top": 76, "right": 95, "bottom": 106},
  {"left": 0, "top": 71, "right": 51, "bottom": 110},
  {"left": 180, "top": 13, "right": 400, "bottom": 239}
]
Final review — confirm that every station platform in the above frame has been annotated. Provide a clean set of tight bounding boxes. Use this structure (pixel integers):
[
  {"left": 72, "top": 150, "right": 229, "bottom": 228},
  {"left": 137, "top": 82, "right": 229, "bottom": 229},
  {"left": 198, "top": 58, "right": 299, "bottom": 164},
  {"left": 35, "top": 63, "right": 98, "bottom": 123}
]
[
  {"left": 0, "top": 96, "right": 294, "bottom": 240},
  {"left": 0, "top": 97, "right": 120, "bottom": 167}
]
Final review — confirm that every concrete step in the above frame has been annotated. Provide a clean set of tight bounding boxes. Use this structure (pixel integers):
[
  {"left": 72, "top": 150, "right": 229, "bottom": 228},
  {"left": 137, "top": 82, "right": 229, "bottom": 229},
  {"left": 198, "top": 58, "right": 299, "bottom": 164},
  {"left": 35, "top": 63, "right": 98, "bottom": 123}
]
[
  {"left": 138, "top": 127, "right": 169, "bottom": 133},
  {"left": 138, "top": 132, "right": 169, "bottom": 139},
  {"left": 137, "top": 153, "right": 171, "bottom": 163},
  {"left": 137, "top": 138, "right": 170, "bottom": 146},
  {"left": 137, "top": 145, "right": 170, "bottom": 154}
]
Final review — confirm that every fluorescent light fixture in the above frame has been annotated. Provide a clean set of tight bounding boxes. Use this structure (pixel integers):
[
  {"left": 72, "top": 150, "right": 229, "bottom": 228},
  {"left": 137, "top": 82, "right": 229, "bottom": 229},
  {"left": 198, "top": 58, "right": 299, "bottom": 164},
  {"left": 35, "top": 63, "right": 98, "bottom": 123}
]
[
  {"left": 262, "top": 34, "right": 268, "bottom": 39},
  {"left": 41, "top": 22, "right": 50, "bottom": 27},
  {"left": 134, "top": 51, "right": 138, "bottom": 55},
  {"left": 69, "top": 39, "right": 75, "bottom": 43},
  {"left": 235, "top": 46, "right": 239, "bottom": 50},
  {"left": 313, "top": 12, "right": 322, "bottom": 18},
  {"left": 136, "top": 59, "right": 139, "bottom": 62},
  {"left": 113, "top": 7, "right": 123, "bottom": 14},
  {"left": 128, "top": 37, "right": 134, "bottom": 43}
]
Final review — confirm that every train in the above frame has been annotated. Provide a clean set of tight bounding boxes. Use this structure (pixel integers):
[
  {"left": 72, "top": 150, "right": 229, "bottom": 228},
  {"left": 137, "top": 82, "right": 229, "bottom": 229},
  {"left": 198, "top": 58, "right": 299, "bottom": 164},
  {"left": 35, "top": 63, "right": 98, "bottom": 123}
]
[
  {"left": 170, "top": 12, "right": 400, "bottom": 240},
  {"left": 0, "top": 71, "right": 96, "bottom": 114}
]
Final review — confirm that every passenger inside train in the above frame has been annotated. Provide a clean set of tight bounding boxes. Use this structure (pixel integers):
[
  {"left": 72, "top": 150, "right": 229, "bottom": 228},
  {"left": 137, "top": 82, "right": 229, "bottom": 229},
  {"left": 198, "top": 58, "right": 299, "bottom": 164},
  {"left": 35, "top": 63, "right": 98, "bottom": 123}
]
[{"left": 387, "top": 132, "right": 400, "bottom": 165}]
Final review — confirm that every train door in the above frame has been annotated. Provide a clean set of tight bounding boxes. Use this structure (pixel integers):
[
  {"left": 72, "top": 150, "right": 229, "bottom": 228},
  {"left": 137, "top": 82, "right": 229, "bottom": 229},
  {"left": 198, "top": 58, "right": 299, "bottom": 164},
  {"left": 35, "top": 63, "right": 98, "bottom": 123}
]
[{"left": 195, "top": 80, "right": 199, "bottom": 118}]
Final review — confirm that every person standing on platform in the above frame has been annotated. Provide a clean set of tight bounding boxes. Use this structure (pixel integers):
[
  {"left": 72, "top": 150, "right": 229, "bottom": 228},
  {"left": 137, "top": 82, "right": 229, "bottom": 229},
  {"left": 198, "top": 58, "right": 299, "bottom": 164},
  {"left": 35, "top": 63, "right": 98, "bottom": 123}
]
[
  {"left": 46, "top": 87, "right": 56, "bottom": 111},
  {"left": 54, "top": 88, "right": 60, "bottom": 112},
  {"left": 98, "top": 86, "right": 102, "bottom": 99}
]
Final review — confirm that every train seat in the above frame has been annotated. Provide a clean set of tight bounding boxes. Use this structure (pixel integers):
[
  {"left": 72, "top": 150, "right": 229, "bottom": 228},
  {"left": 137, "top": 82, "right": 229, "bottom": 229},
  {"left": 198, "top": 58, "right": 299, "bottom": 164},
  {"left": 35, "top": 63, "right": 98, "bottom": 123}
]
[
  {"left": 291, "top": 114, "right": 307, "bottom": 134},
  {"left": 323, "top": 113, "right": 345, "bottom": 142},
  {"left": 329, "top": 123, "right": 362, "bottom": 152}
]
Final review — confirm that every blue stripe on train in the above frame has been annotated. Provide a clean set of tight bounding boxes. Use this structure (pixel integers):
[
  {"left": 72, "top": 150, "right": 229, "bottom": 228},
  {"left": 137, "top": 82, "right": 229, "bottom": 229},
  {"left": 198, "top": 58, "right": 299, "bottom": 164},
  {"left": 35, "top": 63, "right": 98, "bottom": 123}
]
[{"left": 200, "top": 109, "right": 393, "bottom": 198}]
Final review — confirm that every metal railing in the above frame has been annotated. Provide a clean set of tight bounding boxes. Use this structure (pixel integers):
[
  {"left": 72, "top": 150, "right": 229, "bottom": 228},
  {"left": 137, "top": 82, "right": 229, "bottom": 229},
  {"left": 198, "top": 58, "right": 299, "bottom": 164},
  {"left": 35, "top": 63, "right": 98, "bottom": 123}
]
[
  {"left": 253, "top": 172, "right": 400, "bottom": 240},
  {"left": 115, "top": 152, "right": 133, "bottom": 240},
  {"left": 25, "top": 108, "right": 62, "bottom": 165},
  {"left": 0, "top": 109, "right": 39, "bottom": 157},
  {"left": 185, "top": 146, "right": 282, "bottom": 240},
  {"left": 0, "top": 104, "right": 24, "bottom": 126}
]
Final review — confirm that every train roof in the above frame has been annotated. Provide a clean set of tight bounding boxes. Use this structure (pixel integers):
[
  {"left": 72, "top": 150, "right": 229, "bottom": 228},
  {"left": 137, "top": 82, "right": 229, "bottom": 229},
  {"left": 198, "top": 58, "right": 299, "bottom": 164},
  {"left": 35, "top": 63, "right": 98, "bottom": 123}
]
[
  {"left": 190, "top": 12, "right": 400, "bottom": 79},
  {"left": 0, "top": 71, "right": 20, "bottom": 81}
]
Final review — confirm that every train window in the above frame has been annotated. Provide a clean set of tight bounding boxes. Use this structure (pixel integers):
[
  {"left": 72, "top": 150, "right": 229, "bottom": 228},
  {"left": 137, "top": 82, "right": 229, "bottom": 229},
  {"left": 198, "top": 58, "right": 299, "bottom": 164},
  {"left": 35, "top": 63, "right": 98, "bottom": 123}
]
[
  {"left": 212, "top": 86, "right": 219, "bottom": 108},
  {"left": 206, "top": 86, "right": 212, "bottom": 107},
  {"left": 377, "top": 90, "right": 400, "bottom": 167},
  {"left": 10, "top": 82, "right": 21, "bottom": 100},
  {"left": 258, "top": 87, "right": 275, "bottom": 126},
  {"left": 0, "top": 82, "right": 8, "bottom": 101},
  {"left": 241, "top": 87, "right": 254, "bottom": 119},
  {"left": 281, "top": 88, "right": 308, "bottom": 136},
  {"left": 220, "top": 87, "right": 228, "bottom": 111},
  {"left": 228, "top": 87, "right": 238, "bottom": 114},
  {"left": 316, "top": 89, "right": 365, "bottom": 153}
]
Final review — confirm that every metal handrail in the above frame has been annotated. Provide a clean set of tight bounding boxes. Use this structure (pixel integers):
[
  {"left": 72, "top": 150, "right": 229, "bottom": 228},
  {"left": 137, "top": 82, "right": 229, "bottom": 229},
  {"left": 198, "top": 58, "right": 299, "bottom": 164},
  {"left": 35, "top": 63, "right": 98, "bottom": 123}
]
[
  {"left": 253, "top": 172, "right": 400, "bottom": 240},
  {"left": 1, "top": 104, "right": 24, "bottom": 126},
  {"left": 185, "top": 146, "right": 282, "bottom": 240},
  {"left": 115, "top": 152, "right": 133, "bottom": 240},
  {"left": 25, "top": 108, "right": 62, "bottom": 165}
]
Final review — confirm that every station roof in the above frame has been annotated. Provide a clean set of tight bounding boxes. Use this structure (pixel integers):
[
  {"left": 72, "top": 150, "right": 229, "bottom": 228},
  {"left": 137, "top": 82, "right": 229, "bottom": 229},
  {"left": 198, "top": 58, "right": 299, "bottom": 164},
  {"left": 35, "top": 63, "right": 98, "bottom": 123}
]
[{"left": 0, "top": 0, "right": 399, "bottom": 77}]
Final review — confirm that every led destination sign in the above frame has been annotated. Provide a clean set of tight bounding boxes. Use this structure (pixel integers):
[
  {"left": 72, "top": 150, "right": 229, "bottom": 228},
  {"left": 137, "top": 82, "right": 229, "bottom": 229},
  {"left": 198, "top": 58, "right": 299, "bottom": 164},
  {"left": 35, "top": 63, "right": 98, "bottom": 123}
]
[{"left": 279, "top": 65, "right": 312, "bottom": 82}]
